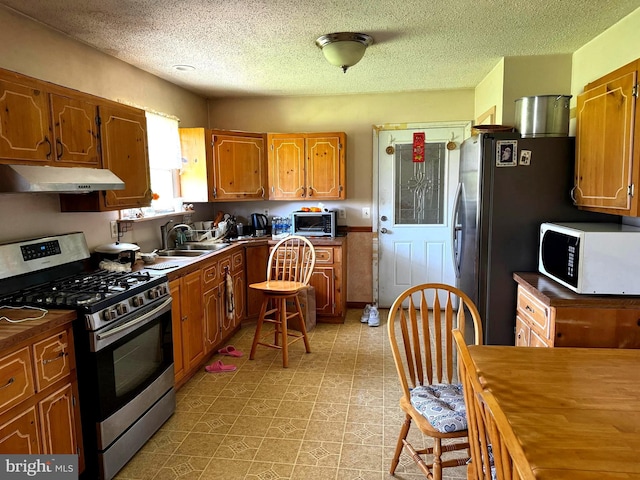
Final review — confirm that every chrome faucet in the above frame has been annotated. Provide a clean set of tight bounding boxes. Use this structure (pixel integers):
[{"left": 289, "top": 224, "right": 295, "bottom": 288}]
[
  {"left": 167, "top": 223, "right": 193, "bottom": 248},
  {"left": 160, "top": 220, "right": 174, "bottom": 250}
]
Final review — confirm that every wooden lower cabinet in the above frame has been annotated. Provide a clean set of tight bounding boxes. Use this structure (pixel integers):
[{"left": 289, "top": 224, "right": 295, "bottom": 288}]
[
  {"left": 245, "top": 243, "right": 268, "bottom": 319},
  {"left": 0, "top": 322, "right": 83, "bottom": 473},
  {"left": 514, "top": 272, "right": 640, "bottom": 348},
  {"left": 170, "top": 246, "right": 245, "bottom": 388},
  {"left": 268, "top": 237, "right": 347, "bottom": 323},
  {"left": 169, "top": 270, "right": 204, "bottom": 386}
]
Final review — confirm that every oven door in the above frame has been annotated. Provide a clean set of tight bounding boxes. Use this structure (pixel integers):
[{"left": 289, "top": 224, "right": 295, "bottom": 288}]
[{"left": 81, "top": 297, "right": 173, "bottom": 422}]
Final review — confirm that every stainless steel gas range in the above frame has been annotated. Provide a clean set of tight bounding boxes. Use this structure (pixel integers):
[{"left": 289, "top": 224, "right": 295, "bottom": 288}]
[{"left": 0, "top": 232, "right": 175, "bottom": 480}]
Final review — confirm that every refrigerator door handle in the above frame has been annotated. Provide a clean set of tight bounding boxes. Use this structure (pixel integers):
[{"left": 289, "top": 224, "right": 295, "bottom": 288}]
[{"left": 451, "top": 182, "right": 463, "bottom": 278}]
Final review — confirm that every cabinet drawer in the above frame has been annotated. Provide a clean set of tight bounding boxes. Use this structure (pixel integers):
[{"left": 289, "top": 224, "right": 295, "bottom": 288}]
[
  {"left": 201, "top": 261, "right": 218, "bottom": 289},
  {"left": 33, "top": 331, "right": 71, "bottom": 391},
  {"left": 231, "top": 251, "right": 244, "bottom": 273},
  {"left": 530, "top": 328, "right": 552, "bottom": 348},
  {"left": 314, "top": 247, "right": 334, "bottom": 264},
  {"left": 517, "top": 286, "right": 550, "bottom": 339},
  {"left": 0, "top": 347, "right": 35, "bottom": 413}
]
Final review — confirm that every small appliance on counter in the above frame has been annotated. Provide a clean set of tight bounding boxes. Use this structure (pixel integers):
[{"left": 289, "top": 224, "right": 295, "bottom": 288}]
[
  {"left": 538, "top": 222, "right": 640, "bottom": 295},
  {"left": 292, "top": 210, "right": 336, "bottom": 237},
  {"left": 250, "top": 212, "right": 268, "bottom": 236},
  {"left": 94, "top": 241, "right": 140, "bottom": 271}
]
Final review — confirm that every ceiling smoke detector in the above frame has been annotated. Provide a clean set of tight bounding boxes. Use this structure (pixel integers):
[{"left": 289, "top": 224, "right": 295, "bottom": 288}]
[{"left": 315, "top": 32, "right": 373, "bottom": 73}]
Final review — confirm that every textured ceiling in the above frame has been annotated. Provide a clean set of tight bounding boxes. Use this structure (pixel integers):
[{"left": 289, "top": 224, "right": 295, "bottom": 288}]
[{"left": 2, "top": 1, "right": 639, "bottom": 98}]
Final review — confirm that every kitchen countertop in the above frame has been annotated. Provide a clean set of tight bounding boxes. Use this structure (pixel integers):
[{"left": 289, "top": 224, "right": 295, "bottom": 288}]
[
  {"left": 135, "top": 235, "right": 345, "bottom": 280},
  {"left": 0, "top": 307, "right": 76, "bottom": 352},
  {"left": 514, "top": 272, "right": 640, "bottom": 308}
]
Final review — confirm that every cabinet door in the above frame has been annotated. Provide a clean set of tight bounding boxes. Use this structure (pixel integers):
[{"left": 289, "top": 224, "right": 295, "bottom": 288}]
[
  {"left": 50, "top": 93, "right": 100, "bottom": 167},
  {"left": 306, "top": 133, "right": 346, "bottom": 200},
  {"left": 0, "top": 72, "right": 51, "bottom": 163},
  {"left": 99, "top": 103, "right": 152, "bottom": 209},
  {"left": 169, "top": 280, "right": 185, "bottom": 384},
  {"left": 515, "top": 316, "right": 530, "bottom": 346},
  {"left": 0, "top": 406, "right": 40, "bottom": 454},
  {"left": 179, "top": 127, "right": 209, "bottom": 202},
  {"left": 32, "top": 330, "right": 71, "bottom": 391},
  {"left": 310, "top": 266, "right": 336, "bottom": 316},
  {"left": 210, "top": 131, "right": 267, "bottom": 200},
  {"left": 575, "top": 63, "right": 637, "bottom": 213},
  {"left": 182, "top": 271, "right": 204, "bottom": 370},
  {"left": 203, "top": 285, "right": 222, "bottom": 353},
  {"left": 268, "top": 135, "right": 305, "bottom": 199},
  {"left": 38, "top": 383, "right": 78, "bottom": 455},
  {"left": 245, "top": 244, "right": 268, "bottom": 318}
]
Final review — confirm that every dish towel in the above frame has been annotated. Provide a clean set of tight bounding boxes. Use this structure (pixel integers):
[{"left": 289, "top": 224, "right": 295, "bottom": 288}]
[{"left": 225, "top": 270, "right": 235, "bottom": 320}]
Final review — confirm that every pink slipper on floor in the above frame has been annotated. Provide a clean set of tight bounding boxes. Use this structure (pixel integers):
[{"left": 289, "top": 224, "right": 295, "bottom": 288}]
[
  {"left": 218, "top": 345, "right": 243, "bottom": 357},
  {"left": 205, "top": 360, "right": 237, "bottom": 373}
]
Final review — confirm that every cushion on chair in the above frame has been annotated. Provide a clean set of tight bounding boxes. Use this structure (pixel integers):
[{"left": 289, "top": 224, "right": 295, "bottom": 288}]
[{"left": 409, "top": 383, "right": 467, "bottom": 433}]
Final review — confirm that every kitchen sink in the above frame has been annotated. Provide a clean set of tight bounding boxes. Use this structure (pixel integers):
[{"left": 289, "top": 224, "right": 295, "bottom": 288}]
[
  {"left": 157, "top": 249, "right": 209, "bottom": 257},
  {"left": 178, "top": 243, "right": 231, "bottom": 251},
  {"left": 157, "top": 243, "right": 231, "bottom": 257}
]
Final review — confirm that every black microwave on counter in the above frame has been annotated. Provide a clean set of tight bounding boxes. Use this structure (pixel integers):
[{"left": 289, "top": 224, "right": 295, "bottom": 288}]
[{"left": 291, "top": 211, "right": 336, "bottom": 237}]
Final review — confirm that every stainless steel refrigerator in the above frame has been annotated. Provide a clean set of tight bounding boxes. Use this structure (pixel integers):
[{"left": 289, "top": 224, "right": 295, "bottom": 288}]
[{"left": 453, "top": 132, "right": 610, "bottom": 345}]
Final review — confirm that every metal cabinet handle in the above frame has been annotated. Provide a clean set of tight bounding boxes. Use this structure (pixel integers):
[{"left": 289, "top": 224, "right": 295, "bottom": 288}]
[
  {"left": 308, "top": 186, "right": 313, "bottom": 197},
  {"left": 261, "top": 186, "right": 265, "bottom": 198},
  {"left": 44, "top": 137, "right": 52, "bottom": 159},
  {"left": 570, "top": 186, "right": 577, "bottom": 204},
  {"left": 301, "top": 186, "right": 306, "bottom": 197},
  {"left": 0, "top": 377, "right": 15, "bottom": 389},
  {"left": 56, "top": 138, "right": 63, "bottom": 160},
  {"left": 525, "top": 305, "right": 535, "bottom": 314},
  {"left": 43, "top": 351, "right": 66, "bottom": 364}
]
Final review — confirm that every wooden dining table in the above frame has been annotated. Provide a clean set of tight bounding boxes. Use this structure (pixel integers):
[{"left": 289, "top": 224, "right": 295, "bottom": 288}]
[{"left": 468, "top": 345, "right": 640, "bottom": 479}]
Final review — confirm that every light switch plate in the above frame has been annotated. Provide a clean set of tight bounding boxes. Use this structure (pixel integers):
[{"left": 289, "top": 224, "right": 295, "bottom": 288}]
[
  {"left": 338, "top": 208, "right": 346, "bottom": 219},
  {"left": 362, "top": 207, "right": 370, "bottom": 219}
]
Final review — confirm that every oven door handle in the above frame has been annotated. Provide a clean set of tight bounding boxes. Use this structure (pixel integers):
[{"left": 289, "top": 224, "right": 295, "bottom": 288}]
[{"left": 96, "top": 297, "right": 172, "bottom": 342}]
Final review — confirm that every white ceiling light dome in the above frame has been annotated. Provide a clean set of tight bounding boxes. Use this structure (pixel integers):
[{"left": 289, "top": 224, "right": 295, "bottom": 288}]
[{"left": 315, "top": 32, "right": 374, "bottom": 73}]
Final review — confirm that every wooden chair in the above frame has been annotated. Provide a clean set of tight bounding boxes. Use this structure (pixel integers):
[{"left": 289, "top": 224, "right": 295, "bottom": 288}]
[
  {"left": 387, "top": 283, "right": 483, "bottom": 479},
  {"left": 479, "top": 390, "right": 536, "bottom": 480},
  {"left": 453, "top": 329, "right": 492, "bottom": 480},
  {"left": 249, "top": 235, "right": 316, "bottom": 368}
]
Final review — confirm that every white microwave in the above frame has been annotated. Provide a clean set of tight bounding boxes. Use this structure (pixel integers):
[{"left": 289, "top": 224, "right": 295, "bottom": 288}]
[{"left": 538, "top": 222, "right": 640, "bottom": 294}]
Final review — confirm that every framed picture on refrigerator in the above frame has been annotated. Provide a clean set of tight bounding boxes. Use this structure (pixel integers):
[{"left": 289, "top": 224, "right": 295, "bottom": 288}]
[{"left": 496, "top": 140, "right": 517, "bottom": 167}]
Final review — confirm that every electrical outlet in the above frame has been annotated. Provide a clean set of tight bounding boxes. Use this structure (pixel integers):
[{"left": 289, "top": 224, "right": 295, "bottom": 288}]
[
  {"left": 362, "top": 207, "right": 371, "bottom": 219},
  {"left": 110, "top": 220, "right": 118, "bottom": 239},
  {"left": 338, "top": 208, "right": 346, "bottom": 219},
  {"left": 263, "top": 208, "right": 270, "bottom": 217}
]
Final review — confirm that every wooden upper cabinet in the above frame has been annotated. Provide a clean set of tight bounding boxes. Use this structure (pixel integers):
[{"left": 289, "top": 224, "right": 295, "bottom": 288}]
[
  {"left": 0, "top": 70, "right": 53, "bottom": 163},
  {"left": 99, "top": 104, "right": 151, "bottom": 208},
  {"left": 60, "top": 102, "right": 152, "bottom": 211},
  {"left": 268, "top": 132, "right": 346, "bottom": 200},
  {"left": 50, "top": 92, "right": 100, "bottom": 167},
  {"left": 179, "top": 128, "right": 267, "bottom": 202},
  {"left": 574, "top": 58, "right": 640, "bottom": 216},
  {"left": 0, "top": 69, "right": 100, "bottom": 167},
  {"left": 210, "top": 130, "right": 267, "bottom": 201}
]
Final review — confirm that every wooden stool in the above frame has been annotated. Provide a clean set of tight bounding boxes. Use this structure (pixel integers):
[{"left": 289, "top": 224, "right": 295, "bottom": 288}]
[{"left": 249, "top": 236, "right": 316, "bottom": 367}]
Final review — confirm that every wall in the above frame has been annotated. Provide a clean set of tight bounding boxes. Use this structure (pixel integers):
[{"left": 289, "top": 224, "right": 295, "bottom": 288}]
[
  {"left": 206, "top": 90, "right": 475, "bottom": 304},
  {"left": 475, "top": 59, "right": 504, "bottom": 123},
  {"left": 570, "top": 6, "right": 640, "bottom": 134},
  {"left": 0, "top": 6, "right": 208, "bottom": 248}
]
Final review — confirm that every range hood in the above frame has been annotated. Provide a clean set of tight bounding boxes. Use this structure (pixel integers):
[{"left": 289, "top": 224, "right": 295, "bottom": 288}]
[{"left": 0, "top": 164, "right": 125, "bottom": 193}]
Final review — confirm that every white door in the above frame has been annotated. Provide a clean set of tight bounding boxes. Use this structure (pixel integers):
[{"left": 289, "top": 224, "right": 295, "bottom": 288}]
[{"left": 375, "top": 124, "right": 469, "bottom": 307}]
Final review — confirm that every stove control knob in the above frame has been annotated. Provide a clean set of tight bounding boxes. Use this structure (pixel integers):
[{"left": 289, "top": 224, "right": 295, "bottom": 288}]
[
  {"left": 116, "top": 304, "right": 128, "bottom": 315},
  {"left": 130, "top": 296, "right": 143, "bottom": 307},
  {"left": 147, "top": 289, "right": 158, "bottom": 300},
  {"left": 103, "top": 308, "right": 116, "bottom": 321},
  {"left": 158, "top": 285, "right": 168, "bottom": 296}
]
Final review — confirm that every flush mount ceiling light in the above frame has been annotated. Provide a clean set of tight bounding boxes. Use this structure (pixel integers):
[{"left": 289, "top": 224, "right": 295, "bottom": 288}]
[
  {"left": 315, "top": 32, "right": 373, "bottom": 73},
  {"left": 172, "top": 64, "right": 195, "bottom": 71}
]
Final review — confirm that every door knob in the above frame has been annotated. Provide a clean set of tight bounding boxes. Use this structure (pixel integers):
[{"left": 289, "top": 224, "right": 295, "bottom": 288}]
[{"left": 380, "top": 228, "right": 389, "bottom": 234}]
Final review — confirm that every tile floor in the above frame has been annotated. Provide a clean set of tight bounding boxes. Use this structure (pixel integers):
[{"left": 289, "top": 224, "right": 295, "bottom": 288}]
[{"left": 114, "top": 309, "right": 467, "bottom": 480}]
